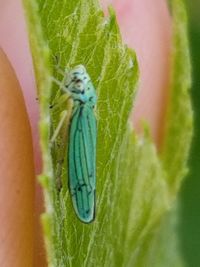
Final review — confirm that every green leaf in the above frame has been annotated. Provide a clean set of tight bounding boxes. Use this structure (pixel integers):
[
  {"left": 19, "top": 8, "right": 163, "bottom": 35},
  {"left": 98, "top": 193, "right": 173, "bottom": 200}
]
[
  {"left": 23, "top": 0, "right": 192, "bottom": 266},
  {"left": 145, "top": 204, "right": 186, "bottom": 267},
  {"left": 162, "top": 0, "right": 193, "bottom": 194}
]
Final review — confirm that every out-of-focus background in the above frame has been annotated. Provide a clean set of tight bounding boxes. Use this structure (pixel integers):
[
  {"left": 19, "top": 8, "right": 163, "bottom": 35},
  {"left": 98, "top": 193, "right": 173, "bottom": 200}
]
[{"left": 180, "top": 1, "right": 200, "bottom": 267}]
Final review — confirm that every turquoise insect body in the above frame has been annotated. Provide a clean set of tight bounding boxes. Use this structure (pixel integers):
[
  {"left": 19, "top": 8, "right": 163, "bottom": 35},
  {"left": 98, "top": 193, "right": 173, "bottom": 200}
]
[{"left": 64, "top": 65, "right": 97, "bottom": 223}]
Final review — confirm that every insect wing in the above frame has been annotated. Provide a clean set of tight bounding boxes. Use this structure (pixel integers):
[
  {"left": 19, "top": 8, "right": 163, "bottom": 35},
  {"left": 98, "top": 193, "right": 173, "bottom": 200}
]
[{"left": 68, "top": 104, "right": 96, "bottom": 223}]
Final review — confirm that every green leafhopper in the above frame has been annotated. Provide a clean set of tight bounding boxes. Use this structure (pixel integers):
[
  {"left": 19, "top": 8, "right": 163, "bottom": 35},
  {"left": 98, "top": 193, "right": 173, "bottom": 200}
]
[{"left": 53, "top": 65, "right": 97, "bottom": 223}]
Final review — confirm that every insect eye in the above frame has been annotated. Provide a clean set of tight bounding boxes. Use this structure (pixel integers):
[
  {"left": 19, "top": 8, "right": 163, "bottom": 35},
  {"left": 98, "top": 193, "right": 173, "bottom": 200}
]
[{"left": 76, "top": 79, "right": 82, "bottom": 83}]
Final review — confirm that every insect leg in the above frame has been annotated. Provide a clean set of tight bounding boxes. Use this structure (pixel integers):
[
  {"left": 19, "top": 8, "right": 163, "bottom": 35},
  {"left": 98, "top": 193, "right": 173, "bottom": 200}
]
[
  {"left": 50, "top": 110, "right": 68, "bottom": 143},
  {"left": 50, "top": 92, "right": 70, "bottom": 111},
  {"left": 50, "top": 96, "right": 73, "bottom": 190},
  {"left": 54, "top": 56, "right": 66, "bottom": 77},
  {"left": 50, "top": 95, "right": 73, "bottom": 146},
  {"left": 51, "top": 76, "right": 71, "bottom": 95}
]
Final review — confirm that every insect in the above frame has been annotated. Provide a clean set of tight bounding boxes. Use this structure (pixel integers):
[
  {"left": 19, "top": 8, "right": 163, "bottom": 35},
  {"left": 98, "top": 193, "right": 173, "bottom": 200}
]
[{"left": 52, "top": 65, "right": 97, "bottom": 223}]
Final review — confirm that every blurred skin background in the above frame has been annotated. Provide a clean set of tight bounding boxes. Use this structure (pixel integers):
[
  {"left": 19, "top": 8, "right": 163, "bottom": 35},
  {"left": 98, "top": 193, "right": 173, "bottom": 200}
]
[{"left": 0, "top": 0, "right": 199, "bottom": 266}]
